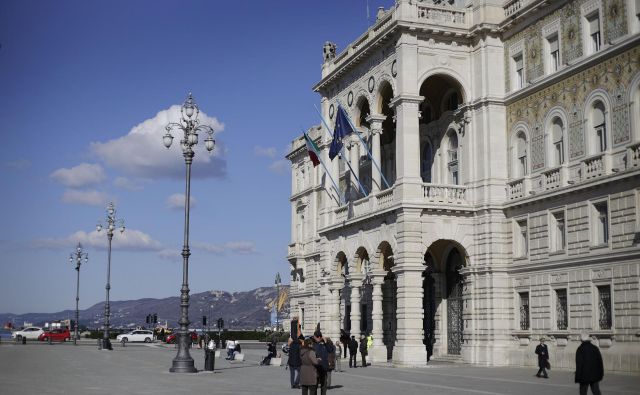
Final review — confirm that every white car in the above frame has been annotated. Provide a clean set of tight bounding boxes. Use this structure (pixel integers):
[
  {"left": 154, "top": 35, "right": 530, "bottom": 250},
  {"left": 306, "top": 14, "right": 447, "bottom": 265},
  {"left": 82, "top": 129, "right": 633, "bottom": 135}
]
[
  {"left": 116, "top": 330, "right": 154, "bottom": 343},
  {"left": 11, "top": 327, "right": 44, "bottom": 340}
]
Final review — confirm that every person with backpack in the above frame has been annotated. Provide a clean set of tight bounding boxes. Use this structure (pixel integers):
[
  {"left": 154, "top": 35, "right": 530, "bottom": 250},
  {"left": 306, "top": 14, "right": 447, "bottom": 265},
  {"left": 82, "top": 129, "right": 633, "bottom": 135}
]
[
  {"left": 313, "top": 330, "right": 329, "bottom": 395},
  {"left": 324, "top": 337, "right": 336, "bottom": 388},
  {"left": 359, "top": 335, "right": 368, "bottom": 367}
]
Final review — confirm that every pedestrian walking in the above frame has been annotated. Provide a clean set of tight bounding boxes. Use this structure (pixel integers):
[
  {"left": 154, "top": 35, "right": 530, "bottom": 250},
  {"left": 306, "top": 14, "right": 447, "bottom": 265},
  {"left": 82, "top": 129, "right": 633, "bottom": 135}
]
[
  {"left": 575, "top": 333, "right": 603, "bottom": 395},
  {"left": 300, "top": 338, "right": 320, "bottom": 395},
  {"left": 340, "top": 329, "right": 349, "bottom": 358},
  {"left": 325, "top": 337, "right": 336, "bottom": 389},
  {"left": 535, "top": 337, "right": 550, "bottom": 378},
  {"left": 334, "top": 341, "right": 343, "bottom": 372},
  {"left": 313, "top": 330, "right": 329, "bottom": 395},
  {"left": 348, "top": 335, "right": 358, "bottom": 368},
  {"left": 359, "top": 335, "right": 368, "bottom": 367},
  {"left": 288, "top": 336, "right": 302, "bottom": 389}
]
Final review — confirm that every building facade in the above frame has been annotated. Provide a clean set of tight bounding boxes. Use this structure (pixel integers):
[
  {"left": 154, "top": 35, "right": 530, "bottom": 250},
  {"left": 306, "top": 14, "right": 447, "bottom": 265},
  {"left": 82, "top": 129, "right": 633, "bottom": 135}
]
[{"left": 286, "top": 0, "right": 640, "bottom": 372}]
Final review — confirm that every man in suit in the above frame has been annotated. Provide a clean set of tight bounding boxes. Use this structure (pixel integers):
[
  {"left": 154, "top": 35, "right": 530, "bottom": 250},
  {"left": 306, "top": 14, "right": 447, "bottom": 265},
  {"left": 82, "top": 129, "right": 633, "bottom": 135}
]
[
  {"left": 348, "top": 335, "right": 359, "bottom": 368},
  {"left": 535, "top": 337, "right": 549, "bottom": 378}
]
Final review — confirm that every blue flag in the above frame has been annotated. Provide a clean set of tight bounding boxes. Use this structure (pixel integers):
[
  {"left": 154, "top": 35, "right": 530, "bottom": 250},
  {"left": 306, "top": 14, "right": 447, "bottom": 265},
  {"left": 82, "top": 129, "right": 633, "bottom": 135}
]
[{"left": 329, "top": 105, "right": 355, "bottom": 160}]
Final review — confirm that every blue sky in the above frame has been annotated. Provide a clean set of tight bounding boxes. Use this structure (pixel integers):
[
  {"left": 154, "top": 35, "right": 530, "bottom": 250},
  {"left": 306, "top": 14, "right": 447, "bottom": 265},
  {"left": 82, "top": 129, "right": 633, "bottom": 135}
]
[{"left": 0, "top": 0, "right": 393, "bottom": 314}]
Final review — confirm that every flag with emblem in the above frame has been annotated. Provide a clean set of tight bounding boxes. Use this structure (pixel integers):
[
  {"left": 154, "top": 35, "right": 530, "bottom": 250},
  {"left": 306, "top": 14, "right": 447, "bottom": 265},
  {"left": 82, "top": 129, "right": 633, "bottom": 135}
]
[
  {"left": 329, "top": 105, "right": 355, "bottom": 160},
  {"left": 304, "top": 132, "right": 321, "bottom": 167}
]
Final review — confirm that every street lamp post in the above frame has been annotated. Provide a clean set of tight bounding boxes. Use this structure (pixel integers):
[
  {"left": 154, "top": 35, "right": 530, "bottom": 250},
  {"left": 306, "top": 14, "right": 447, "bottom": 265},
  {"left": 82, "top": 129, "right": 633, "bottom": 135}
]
[
  {"left": 274, "top": 273, "right": 281, "bottom": 333},
  {"left": 163, "top": 93, "right": 216, "bottom": 373},
  {"left": 69, "top": 243, "right": 88, "bottom": 346},
  {"left": 96, "top": 202, "right": 125, "bottom": 350}
]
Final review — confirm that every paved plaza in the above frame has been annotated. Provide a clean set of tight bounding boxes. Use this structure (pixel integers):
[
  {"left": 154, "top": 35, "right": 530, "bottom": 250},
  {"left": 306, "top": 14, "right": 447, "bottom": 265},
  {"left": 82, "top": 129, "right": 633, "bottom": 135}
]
[{"left": 1, "top": 341, "right": 638, "bottom": 395}]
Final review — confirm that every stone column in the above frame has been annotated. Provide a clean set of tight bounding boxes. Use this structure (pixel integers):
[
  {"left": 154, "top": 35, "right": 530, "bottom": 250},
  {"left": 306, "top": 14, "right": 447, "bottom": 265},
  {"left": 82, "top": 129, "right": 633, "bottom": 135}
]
[
  {"left": 369, "top": 273, "right": 387, "bottom": 364},
  {"left": 348, "top": 274, "right": 364, "bottom": 337},
  {"left": 366, "top": 114, "right": 386, "bottom": 193},
  {"left": 392, "top": 209, "right": 428, "bottom": 366},
  {"left": 328, "top": 280, "right": 343, "bottom": 341}
]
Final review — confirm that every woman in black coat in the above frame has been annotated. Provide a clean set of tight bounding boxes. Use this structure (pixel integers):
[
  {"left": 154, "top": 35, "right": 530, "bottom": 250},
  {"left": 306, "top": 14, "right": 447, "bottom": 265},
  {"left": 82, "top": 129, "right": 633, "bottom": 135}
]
[
  {"left": 288, "top": 337, "right": 303, "bottom": 389},
  {"left": 575, "top": 333, "right": 603, "bottom": 395}
]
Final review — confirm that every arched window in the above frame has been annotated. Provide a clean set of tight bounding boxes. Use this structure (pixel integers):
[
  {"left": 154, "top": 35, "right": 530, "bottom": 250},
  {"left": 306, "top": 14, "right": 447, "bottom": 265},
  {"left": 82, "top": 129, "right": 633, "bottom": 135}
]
[
  {"left": 588, "top": 101, "right": 607, "bottom": 154},
  {"left": 421, "top": 142, "right": 433, "bottom": 182},
  {"left": 514, "top": 131, "right": 528, "bottom": 177},
  {"left": 549, "top": 117, "right": 565, "bottom": 166},
  {"left": 447, "top": 132, "right": 459, "bottom": 185},
  {"left": 632, "top": 81, "right": 640, "bottom": 141}
]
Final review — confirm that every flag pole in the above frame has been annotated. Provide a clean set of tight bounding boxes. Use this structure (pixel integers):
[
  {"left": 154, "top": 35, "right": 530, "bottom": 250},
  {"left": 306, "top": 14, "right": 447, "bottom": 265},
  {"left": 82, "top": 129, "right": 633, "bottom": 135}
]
[
  {"left": 336, "top": 100, "right": 391, "bottom": 190},
  {"left": 313, "top": 104, "right": 368, "bottom": 198},
  {"left": 303, "top": 131, "right": 344, "bottom": 205}
]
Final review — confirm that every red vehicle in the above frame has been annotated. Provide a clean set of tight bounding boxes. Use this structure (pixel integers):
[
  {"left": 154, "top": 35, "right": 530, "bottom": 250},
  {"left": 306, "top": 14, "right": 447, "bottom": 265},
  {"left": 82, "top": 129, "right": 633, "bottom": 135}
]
[
  {"left": 38, "top": 328, "right": 71, "bottom": 342},
  {"left": 165, "top": 331, "right": 198, "bottom": 344}
]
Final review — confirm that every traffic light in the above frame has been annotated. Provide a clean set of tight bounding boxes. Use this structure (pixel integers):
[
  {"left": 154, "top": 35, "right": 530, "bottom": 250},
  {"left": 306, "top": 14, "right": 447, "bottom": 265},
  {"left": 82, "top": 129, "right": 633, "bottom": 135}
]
[
  {"left": 153, "top": 314, "right": 157, "bottom": 324},
  {"left": 202, "top": 315, "right": 207, "bottom": 326},
  {"left": 146, "top": 314, "right": 150, "bottom": 324},
  {"left": 217, "top": 317, "right": 224, "bottom": 329}
]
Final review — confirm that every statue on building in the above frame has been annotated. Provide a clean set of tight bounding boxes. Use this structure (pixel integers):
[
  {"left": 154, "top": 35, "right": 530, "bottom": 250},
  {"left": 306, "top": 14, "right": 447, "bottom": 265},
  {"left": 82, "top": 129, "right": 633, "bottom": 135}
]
[{"left": 323, "top": 41, "right": 336, "bottom": 62}]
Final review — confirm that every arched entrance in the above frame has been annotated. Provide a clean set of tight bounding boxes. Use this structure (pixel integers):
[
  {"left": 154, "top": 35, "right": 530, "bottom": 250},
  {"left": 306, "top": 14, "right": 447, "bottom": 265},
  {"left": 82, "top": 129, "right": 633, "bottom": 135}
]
[
  {"left": 378, "top": 241, "right": 396, "bottom": 360},
  {"left": 355, "top": 97, "right": 373, "bottom": 194},
  {"left": 335, "top": 252, "right": 350, "bottom": 332},
  {"left": 377, "top": 81, "right": 396, "bottom": 188},
  {"left": 423, "top": 240, "right": 467, "bottom": 358},
  {"left": 355, "top": 247, "right": 373, "bottom": 335}
]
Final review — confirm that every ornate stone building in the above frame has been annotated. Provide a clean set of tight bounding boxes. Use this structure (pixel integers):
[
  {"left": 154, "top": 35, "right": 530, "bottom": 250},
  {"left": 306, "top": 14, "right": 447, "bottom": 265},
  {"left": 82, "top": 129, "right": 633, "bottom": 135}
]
[{"left": 286, "top": 0, "right": 640, "bottom": 372}]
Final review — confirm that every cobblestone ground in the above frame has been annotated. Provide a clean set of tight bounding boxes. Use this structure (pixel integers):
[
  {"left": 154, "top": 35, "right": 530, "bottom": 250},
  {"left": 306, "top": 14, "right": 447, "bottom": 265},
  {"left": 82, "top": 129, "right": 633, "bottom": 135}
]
[{"left": 1, "top": 341, "right": 638, "bottom": 395}]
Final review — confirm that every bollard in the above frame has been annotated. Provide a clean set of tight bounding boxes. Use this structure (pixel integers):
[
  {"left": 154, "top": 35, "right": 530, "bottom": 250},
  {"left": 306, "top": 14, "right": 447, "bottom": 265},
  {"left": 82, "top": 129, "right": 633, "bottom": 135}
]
[{"left": 22, "top": 336, "right": 27, "bottom": 345}]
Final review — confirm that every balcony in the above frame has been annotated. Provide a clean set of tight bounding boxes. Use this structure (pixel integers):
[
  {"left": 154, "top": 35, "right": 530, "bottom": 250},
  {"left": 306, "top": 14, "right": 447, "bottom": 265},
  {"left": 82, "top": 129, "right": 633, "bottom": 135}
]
[
  {"left": 542, "top": 167, "right": 562, "bottom": 190},
  {"left": 627, "top": 142, "right": 640, "bottom": 168},
  {"left": 581, "top": 153, "right": 605, "bottom": 180},
  {"left": 423, "top": 183, "right": 467, "bottom": 204},
  {"left": 332, "top": 188, "right": 394, "bottom": 224},
  {"left": 287, "top": 243, "right": 299, "bottom": 258},
  {"left": 508, "top": 177, "right": 525, "bottom": 200},
  {"left": 415, "top": 2, "right": 469, "bottom": 27}
]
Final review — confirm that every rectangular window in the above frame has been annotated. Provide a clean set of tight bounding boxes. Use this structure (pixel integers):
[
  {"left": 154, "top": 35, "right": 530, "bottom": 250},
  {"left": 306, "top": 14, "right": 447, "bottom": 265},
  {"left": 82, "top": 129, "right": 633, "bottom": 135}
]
[
  {"left": 547, "top": 34, "right": 560, "bottom": 73},
  {"left": 597, "top": 285, "right": 612, "bottom": 329},
  {"left": 556, "top": 288, "right": 568, "bottom": 330},
  {"left": 596, "top": 124, "right": 607, "bottom": 152},
  {"left": 588, "top": 14, "right": 601, "bottom": 53},
  {"left": 516, "top": 220, "right": 529, "bottom": 258},
  {"left": 519, "top": 292, "right": 530, "bottom": 330},
  {"left": 513, "top": 54, "right": 524, "bottom": 89},
  {"left": 593, "top": 201, "right": 609, "bottom": 245},
  {"left": 550, "top": 211, "right": 566, "bottom": 252},
  {"left": 554, "top": 140, "right": 564, "bottom": 165}
]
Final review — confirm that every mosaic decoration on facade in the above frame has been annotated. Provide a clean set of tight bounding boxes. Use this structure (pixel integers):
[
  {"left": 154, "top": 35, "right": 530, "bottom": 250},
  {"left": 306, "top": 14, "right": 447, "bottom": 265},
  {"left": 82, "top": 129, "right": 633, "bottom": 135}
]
[
  {"left": 507, "top": 46, "right": 639, "bottom": 164},
  {"left": 526, "top": 29, "right": 544, "bottom": 83},
  {"left": 562, "top": 1, "right": 583, "bottom": 64},
  {"left": 531, "top": 122, "right": 546, "bottom": 170},
  {"left": 603, "top": 0, "right": 628, "bottom": 43}
]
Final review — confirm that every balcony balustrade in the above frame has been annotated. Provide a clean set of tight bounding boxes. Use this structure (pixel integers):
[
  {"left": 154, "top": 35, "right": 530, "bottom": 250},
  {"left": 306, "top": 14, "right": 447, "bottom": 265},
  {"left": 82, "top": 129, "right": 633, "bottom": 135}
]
[
  {"left": 423, "top": 183, "right": 467, "bottom": 204},
  {"left": 508, "top": 178, "right": 525, "bottom": 200},
  {"left": 582, "top": 153, "right": 605, "bottom": 180},
  {"left": 627, "top": 142, "right": 640, "bottom": 168},
  {"left": 542, "top": 167, "right": 562, "bottom": 190}
]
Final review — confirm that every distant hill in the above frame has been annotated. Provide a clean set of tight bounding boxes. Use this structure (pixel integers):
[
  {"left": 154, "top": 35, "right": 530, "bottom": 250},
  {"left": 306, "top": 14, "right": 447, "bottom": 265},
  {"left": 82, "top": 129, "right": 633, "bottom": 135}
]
[{"left": 0, "top": 286, "right": 289, "bottom": 330}]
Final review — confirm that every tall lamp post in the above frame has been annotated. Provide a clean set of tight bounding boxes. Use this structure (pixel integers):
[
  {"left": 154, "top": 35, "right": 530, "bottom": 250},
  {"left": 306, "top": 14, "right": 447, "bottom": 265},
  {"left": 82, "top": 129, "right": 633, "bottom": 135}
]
[
  {"left": 69, "top": 243, "right": 88, "bottom": 345},
  {"left": 163, "top": 93, "right": 216, "bottom": 373},
  {"left": 274, "top": 272, "right": 281, "bottom": 333},
  {"left": 96, "top": 202, "right": 125, "bottom": 350}
]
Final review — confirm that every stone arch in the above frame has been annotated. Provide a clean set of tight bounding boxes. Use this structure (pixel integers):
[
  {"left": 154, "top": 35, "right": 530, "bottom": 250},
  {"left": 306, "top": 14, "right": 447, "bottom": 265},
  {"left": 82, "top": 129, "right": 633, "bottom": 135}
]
[
  {"left": 335, "top": 251, "right": 349, "bottom": 277},
  {"left": 543, "top": 106, "right": 569, "bottom": 168},
  {"left": 582, "top": 89, "right": 612, "bottom": 155},
  {"left": 375, "top": 79, "right": 395, "bottom": 114},
  {"left": 417, "top": 68, "right": 469, "bottom": 105},
  {"left": 509, "top": 122, "right": 531, "bottom": 179},
  {"left": 374, "top": 241, "right": 394, "bottom": 272},
  {"left": 354, "top": 246, "right": 371, "bottom": 274}
]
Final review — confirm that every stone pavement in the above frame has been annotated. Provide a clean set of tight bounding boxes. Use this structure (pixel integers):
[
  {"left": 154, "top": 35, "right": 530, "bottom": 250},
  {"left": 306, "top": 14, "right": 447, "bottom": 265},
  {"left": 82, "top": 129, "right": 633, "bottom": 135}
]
[{"left": 0, "top": 342, "right": 638, "bottom": 395}]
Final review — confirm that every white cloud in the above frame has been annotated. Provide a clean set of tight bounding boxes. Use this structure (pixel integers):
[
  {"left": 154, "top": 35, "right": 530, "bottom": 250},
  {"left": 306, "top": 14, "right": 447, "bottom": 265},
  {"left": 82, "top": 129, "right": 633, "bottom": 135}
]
[
  {"left": 192, "top": 241, "right": 257, "bottom": 255},
  {"left": 254, "top": 146, "right": 277, "bottom": 158},
  {"left": 4, "top": 159, "right": 31, "bottom": 170},
  {"left": 157, "top": 249, "right": 181, "bottom": 262},
  {"left": 61, "top": 189, "right": 108, "bottom": 206},
  {"left": 91, "top": 105, "right": 226, "bottom": 180},
  {"left": 33, "top": 229, "right": 163, "bottom": 251},
  {"left": 113, "top": 177, "right": 142, "bottom": 191},
  {"left": 268, "top": 159, "right": 289, "bottom": 174},
  {"left": 50, "top": 163, "right": 106, "bottom": 187},
  {"left": 166, "top": 193, "right": 196, "bottom": 209}
]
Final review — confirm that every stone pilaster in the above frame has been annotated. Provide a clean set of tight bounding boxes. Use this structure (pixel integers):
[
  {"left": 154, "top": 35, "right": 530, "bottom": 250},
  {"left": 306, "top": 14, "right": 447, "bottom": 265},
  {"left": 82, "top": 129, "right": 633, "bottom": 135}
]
[
  {"left": 328, "top": 280, "right": 343, "bottom": 341},
  {"left": 348, "top": 274, "right": 364, "bottom": 336},
  {"left": 369, "top": 273, "right": 387, "bottom": 364},
  {"left": 366, "top": 114, "right": 386, "bottom": 193},
  {"left": 392, "top": 209, "right": 428, "bottom": 366}
]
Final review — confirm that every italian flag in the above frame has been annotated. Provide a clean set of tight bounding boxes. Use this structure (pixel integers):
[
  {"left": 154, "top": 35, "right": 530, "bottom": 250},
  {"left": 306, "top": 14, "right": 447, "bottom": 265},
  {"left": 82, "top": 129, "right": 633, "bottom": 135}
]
[{"left": 304, "top": 132, "right": 321, "bottom": 167}]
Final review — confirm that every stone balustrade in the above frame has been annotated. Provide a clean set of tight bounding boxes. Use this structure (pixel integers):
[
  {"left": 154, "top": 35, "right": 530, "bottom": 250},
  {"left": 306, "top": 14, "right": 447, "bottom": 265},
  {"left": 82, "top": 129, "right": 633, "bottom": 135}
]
[
  {"left": 508, "top": 178, "right": 525, "bottom": 200},
  {"left": 582, "top": 153, "right": 605, "bottom": 180},
  {"left": 423, "top": 183, "right": 467, "bottom": 204},
  {"left": 416, "top": 2, "right": 468, "bottom": 26},
  {"left": 627, "top": 142, "right": 640, "bottom": 168},
  {"left": 542, "top": 167, "right": 561, "bottom": 190}
]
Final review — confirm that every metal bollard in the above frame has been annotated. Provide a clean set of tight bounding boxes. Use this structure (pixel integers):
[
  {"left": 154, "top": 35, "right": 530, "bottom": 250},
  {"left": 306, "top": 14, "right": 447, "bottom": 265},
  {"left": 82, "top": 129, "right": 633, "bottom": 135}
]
[{"left": 22, "top": 336, "right": 27, "bottom": 345}]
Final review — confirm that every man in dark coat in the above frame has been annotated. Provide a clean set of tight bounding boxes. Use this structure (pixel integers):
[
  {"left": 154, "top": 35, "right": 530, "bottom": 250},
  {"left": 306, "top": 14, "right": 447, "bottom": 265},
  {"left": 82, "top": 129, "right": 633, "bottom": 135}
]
[
  {"left": 340, "top": 329, "right": 349, "bottom": 358},
  {"left": 314, "top": 330, "right": 329, "bottom": 395},
  {"left": 575, "top": 333, "right": 603, "bottom": 395},
  {"left": 287, "top": 336, "right": 302, "bottom": 389},
  {"left": 348, "top": 335, "right": 359, "bottom": 368},
  {"left": 535, "top": 337, "right": 549, "bottom": 378}
]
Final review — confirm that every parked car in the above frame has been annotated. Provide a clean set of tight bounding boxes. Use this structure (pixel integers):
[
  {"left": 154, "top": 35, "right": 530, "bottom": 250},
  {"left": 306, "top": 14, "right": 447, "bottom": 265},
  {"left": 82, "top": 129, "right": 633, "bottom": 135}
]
[
  {"left": 116, "top": 330, "right": 155, "bottom": 343},
  {"left": 38, "top": 328, "right": 71, "bottom": 342},
  {"left": 11, "top": 326, "right": 44, "bottom": 341},
  {"left": 165, "top": 331, "right": 198, "bottom": 344}
]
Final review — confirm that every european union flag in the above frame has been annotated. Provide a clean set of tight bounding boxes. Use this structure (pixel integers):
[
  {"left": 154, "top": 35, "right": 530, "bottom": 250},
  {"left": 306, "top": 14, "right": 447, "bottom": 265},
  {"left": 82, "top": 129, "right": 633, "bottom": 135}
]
[{"left": 329, "top": 105, "right": 355, "bottom": 160}]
